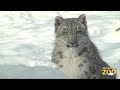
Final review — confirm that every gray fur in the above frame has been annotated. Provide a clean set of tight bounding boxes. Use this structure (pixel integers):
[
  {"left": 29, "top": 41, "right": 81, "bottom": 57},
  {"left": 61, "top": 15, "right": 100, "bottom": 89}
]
[
  {"left": 116, "top": 27, "right": 120, "bottom": 31},
  {"left": 51, "top": 14, "right": 116, "bottom": 79}
]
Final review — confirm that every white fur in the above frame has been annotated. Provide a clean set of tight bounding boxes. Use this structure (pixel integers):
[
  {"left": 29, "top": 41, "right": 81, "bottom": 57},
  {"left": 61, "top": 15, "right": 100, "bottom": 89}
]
[{"left": 60, "top": 48, "right": 89, "bottom": 79}]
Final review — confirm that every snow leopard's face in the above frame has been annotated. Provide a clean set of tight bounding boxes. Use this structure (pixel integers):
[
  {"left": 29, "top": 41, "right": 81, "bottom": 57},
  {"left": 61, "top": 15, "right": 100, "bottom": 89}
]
[{"left": 54, "top": 14, "right": 88, "bottom": 48}]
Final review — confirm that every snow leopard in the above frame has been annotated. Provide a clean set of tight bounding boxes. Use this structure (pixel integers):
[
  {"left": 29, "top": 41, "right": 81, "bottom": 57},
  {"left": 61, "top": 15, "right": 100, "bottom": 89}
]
[{"left": 51, "top": 14, "right": 116, "bottom": 79}]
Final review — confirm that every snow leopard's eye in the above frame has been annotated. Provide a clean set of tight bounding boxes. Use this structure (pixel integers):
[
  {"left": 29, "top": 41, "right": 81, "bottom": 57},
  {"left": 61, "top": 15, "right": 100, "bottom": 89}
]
[
  {"left": 65, "top": 32, "right": 68, "bottom": 35},
  {"left": 62, "top": 31, "right": 65, "bottom": 35},
  {"left": 76, "top": 30, "right": 82, "bottom": 34},
  {"left": 63, "top": 28, "right": 66, "bottom": 30}
]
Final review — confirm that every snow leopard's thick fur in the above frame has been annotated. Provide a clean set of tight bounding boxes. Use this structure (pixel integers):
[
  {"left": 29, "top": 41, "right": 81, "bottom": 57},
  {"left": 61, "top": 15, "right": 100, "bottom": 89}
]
[{"left": 51, "top": 14, "right": 116, "bottom": 79}]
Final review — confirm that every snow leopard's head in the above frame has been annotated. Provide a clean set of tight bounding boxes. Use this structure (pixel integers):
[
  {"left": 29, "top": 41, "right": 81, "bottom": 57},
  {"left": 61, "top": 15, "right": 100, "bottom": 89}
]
[{"left": 54, "top": 14, "right": 88, "bottom": 48}]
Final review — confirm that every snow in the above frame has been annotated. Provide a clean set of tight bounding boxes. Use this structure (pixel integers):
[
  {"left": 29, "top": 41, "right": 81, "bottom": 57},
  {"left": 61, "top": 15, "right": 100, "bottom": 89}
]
[
  {"left": 0, "top": 65, "right": 66, "bottom": 79},
  {"left": 0, "top": 11, "right": 120, "bottom": 79}
]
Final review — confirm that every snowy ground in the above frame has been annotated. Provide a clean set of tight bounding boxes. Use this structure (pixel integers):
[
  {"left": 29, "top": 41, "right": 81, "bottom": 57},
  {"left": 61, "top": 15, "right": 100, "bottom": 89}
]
[{"left": 0, "top": 11, "right": 120, "bottom": 79}]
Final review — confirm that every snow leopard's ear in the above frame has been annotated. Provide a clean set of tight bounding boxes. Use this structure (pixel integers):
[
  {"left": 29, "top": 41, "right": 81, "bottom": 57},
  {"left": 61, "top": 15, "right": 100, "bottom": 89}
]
[
  {"left": 77, "top": 14, "right": 87, "bottom": 29},
  {"left": 55, "top": 16, "right": 64, "bottom": 29}
]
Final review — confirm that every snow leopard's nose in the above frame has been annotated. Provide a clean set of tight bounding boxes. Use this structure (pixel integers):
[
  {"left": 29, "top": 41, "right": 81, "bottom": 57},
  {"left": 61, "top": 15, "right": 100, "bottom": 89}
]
[{"left": 67, "top": 42, "right": 78, "bottom": 47}]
